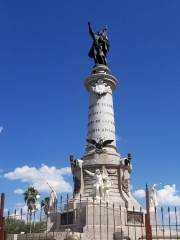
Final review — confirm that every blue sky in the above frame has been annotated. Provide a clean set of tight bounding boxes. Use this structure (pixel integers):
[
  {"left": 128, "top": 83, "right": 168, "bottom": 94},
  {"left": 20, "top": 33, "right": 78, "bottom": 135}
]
[{"left": 0, "top": 0, "right": 180, "bottom": 211}]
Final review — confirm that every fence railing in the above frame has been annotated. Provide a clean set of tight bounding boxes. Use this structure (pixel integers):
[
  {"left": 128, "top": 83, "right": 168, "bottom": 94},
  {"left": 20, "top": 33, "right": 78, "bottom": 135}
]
[
  {"left": 3, "top": 188, "right": 180, "bottom": 240},
  {"left": 0, "top": 193, "right": 5, "bottom": 240}
]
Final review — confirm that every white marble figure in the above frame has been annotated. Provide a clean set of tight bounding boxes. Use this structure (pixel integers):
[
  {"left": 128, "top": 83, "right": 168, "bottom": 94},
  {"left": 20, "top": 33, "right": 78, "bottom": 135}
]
[
  {"left": 46, "top": 182, "right": 58, "bottom": 213},
  {"left": 102, "top": 166, "right": 112, "bottom": 199},
  {"left": 91, "top": 79, "right": 111, "bottom": 96},
  {"left": 84, "top": 167, "right": 111, "bottom": 200},
  {"left": 150, "top": 184, "right": 158, "bottom": 211}
]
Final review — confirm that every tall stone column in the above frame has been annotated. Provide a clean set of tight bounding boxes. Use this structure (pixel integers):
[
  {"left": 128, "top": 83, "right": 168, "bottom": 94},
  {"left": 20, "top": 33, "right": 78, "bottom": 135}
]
[
  {"left": 84, "top": 64, "right": 119, "bottom": 155},
  {"left": 82, "top": 65, "right": 125, "bottom": 203}
]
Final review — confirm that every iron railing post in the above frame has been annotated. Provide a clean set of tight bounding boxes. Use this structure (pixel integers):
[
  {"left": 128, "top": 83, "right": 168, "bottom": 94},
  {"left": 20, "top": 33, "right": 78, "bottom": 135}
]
[{"left": 145, "top": 185, "right": 152, "bottom": 240}]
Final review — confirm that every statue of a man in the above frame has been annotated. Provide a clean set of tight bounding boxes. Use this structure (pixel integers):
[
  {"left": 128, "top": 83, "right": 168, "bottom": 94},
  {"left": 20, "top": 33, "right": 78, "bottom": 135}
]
[
  {"left": 46, "top": 182, "right": 58, "bottom": 213},
  {"left": 70, "top": 156, "right": 83, "bottom": 195},
  {"left": 88, "top": 22, "right": 110, "bottom": 65},
  {"left": 150, "top": 184, "right": 158, "bottom": 211},
  {"left": 84, "top": 167, "right": 111, "bottom": 200},
  {"left": 84, "top": 169, "right": 104, "bottom": 199}
]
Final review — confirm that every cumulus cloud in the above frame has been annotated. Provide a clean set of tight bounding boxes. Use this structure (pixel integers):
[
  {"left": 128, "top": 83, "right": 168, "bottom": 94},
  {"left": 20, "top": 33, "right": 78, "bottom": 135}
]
[
  {"left": 133, "top": 189, "right": 146, "bottom": 198},
  {"left": 14, "top": 188, "right": 24, "bottom": 195},
  {"left": 158, "top": 184, "right": 180, "bottom": 206},
  {"left": 4, "top": 164, "right": 72, "bottom": 194},
  {"left": 0, "top": 126, "right": 3, "bottom": 134},
  {"left": 133, "top": 184, "right": 180, "bottom": 206}
]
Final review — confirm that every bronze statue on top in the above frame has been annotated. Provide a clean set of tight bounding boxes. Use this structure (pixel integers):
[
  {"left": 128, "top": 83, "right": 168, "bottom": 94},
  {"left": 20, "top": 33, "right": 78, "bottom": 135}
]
[{"left": 88, "top": 22, "right": 110, "bottom": 65}]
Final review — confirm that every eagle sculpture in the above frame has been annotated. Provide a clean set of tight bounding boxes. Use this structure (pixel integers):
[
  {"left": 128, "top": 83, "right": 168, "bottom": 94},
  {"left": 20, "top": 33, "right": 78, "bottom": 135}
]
[{"left": 87, "top": 138, "right": 114, "bottom": 151}]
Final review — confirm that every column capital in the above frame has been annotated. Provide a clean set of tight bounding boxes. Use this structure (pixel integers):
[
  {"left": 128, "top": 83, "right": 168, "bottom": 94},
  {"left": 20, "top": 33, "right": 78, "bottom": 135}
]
[{"left": 84, "top": 64, "right": 118, "bottom": 92}]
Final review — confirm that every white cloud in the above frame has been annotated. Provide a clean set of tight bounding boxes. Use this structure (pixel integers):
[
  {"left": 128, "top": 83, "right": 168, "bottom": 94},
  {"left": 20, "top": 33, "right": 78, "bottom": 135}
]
[
  {"left": 14, "top": 188, "right": 24, "bottom": 195},
  {"left": 133, "top": 184, "right": 180, "bottom": 206},
  {"left": 157, "top": 184, "right": 180, "bottom": 206},
  {"left": 0, "top": 126, "right": 3, "bottom": 134},
  {"left": 4, "top": 164, "right": 72, "bottom": 194},
  {"left": 133, "top": 189, "right": 145, "bottom": 198}
]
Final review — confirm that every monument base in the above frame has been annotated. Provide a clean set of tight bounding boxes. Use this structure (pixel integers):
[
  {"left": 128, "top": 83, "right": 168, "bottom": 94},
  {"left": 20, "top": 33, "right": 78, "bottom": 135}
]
[{"left": 48, "top": 200, "right": 145, "bottom": 240}]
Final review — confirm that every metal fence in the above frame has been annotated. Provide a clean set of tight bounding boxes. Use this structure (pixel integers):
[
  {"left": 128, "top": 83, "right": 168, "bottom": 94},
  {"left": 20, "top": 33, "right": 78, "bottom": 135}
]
[
  {"left": 3, "top": 195, "right": 180, "bottom": 240},
  {"left": 0, "top": 193, "right": 5, "bottom": 240}
]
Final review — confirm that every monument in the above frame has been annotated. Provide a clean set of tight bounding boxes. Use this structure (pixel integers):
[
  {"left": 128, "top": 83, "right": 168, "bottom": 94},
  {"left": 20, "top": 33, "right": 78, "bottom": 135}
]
[
  {"left": 6, "top": 23, "right": 180, "bottom": 240},
  {"left": 50, "top": 23, "right": 144, "bottom": 240}
]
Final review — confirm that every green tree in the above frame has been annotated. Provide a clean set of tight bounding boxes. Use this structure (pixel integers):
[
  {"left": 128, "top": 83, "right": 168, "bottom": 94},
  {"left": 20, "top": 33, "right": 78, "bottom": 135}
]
[{"left": 23, "top": 187, "right": 40, "bottom": 233}]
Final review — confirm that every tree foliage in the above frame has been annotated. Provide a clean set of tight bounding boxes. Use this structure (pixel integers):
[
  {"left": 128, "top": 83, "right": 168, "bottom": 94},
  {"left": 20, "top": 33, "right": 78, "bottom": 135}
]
[
  {"left": 5, "top": 218, "right": 46, "bottom": 234},
  {"left": 41, "top": 197, "right": 50, "bottom": 215},
  {"left": 24, "top": 187, "right": 40, "bottom": 214}
]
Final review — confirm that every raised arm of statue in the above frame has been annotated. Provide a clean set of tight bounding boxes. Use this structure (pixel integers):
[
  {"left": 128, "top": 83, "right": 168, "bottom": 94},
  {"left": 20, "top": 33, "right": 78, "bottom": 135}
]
[
  {"left": 84, "top": 169, "right": 95, "bottom": 177},
  {"left": 150, "top": 184, "right": 158, "bottom": 211},
  {"left": 46, "top": 182, "right": 57, "bottom": 200},
  {"left": 88, "top": 22, "right": 95, "bottom": 40},
  {"left": 102, "top": 165, "right": 108, "bottom": 179}
]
